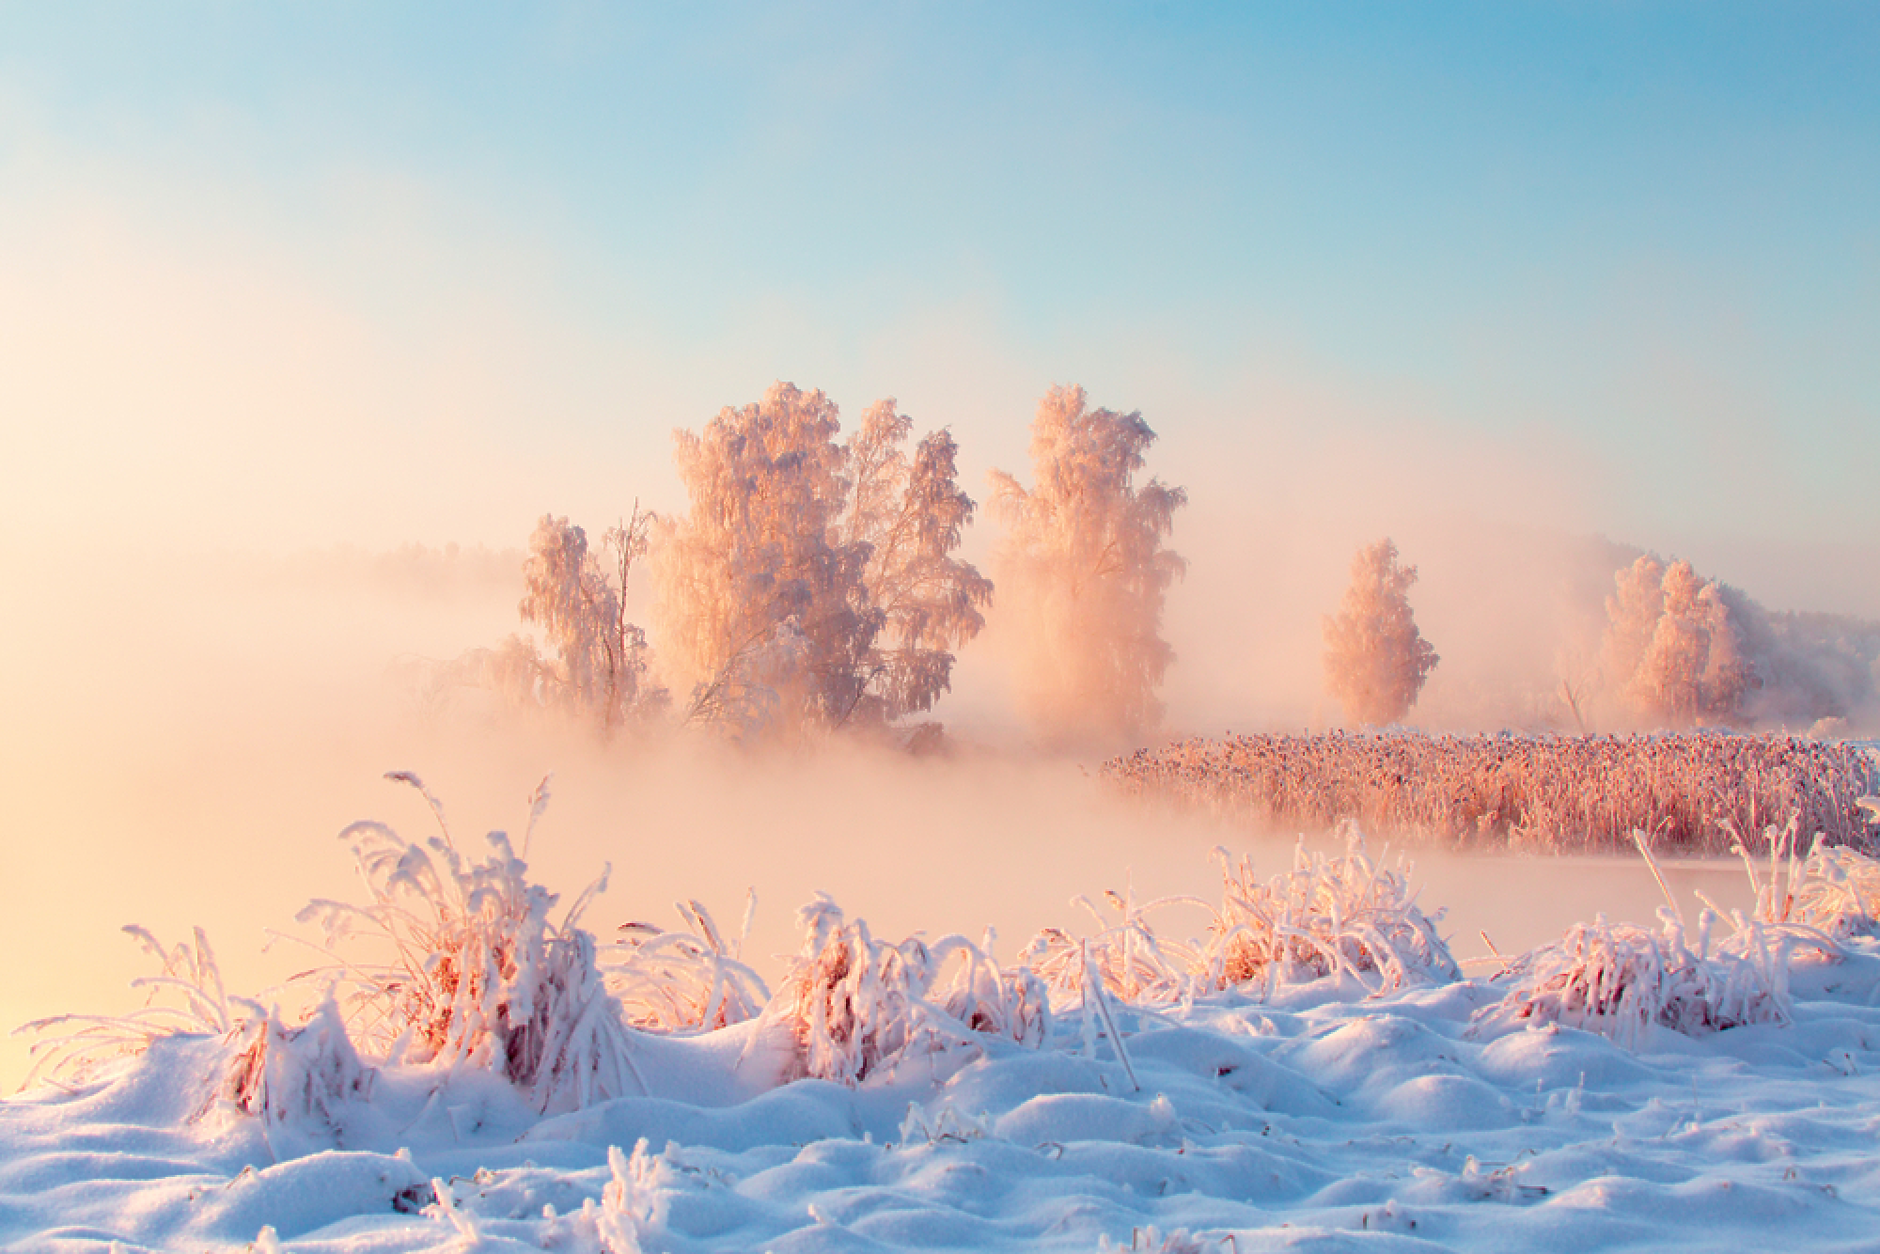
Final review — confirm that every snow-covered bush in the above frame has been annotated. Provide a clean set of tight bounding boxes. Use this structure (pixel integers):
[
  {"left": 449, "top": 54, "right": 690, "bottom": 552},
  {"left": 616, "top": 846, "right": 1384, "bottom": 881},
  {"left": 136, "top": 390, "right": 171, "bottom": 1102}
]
[
  {"left": 602, "top": 896, "right": 771, "bottom": 1032},
  {"left": 588, "top": 1140, "right": 665, "bottom": 1253},
  {"left": 1026, "top": 832, "right": 1458, "bottom": 1008},
  {"left": 1199, "top": 832, "right": 1460, "bottom": 996},
  {"left": 293, "top": 773, "right": 641, "bottom": 1112},
  {"left": 776, "top": 896, "right": 1044, "bottom": 1084},
  {"left": 16, "top": 928, "right": 373, "bottom": 1137},
  {"left": 930, "top": 930, "right": 1050, "bottom": 1050}
]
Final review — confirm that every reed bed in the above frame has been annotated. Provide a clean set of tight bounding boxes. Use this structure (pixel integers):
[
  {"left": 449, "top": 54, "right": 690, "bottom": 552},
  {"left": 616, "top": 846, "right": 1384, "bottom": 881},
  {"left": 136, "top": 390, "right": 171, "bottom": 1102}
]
[{"left": 1102, "top": 730, "right": 1880, "bottom": 854}]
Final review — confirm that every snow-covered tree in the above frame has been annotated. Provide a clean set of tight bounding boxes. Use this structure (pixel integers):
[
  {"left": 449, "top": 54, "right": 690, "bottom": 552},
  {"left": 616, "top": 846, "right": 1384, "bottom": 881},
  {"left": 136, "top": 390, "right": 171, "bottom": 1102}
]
[
  {"left": 989, "top": 384, "right": 1186, "bottom": 745},
  {"left": 1322, "top": 538, "right": 1439, "bottom": 727},
  {"left": 517, "top": 508, "right": 660, "bottom": 729},
  {"left": 655, "top": 383, "right": 989, "bottom": 739}
]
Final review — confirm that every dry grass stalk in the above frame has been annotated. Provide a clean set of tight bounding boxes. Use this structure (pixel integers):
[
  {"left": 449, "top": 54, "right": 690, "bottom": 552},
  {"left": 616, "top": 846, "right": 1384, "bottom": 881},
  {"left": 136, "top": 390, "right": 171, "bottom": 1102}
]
[{"left": 15, "top": 926, "right": 251, "bottom": 1091}]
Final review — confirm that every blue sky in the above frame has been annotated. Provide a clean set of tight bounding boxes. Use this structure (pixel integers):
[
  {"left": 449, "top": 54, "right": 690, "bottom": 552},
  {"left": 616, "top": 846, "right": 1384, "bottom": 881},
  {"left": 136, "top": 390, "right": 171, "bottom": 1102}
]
[{"left": 2, "top": 3, "right": 1875, "bottom": 607}]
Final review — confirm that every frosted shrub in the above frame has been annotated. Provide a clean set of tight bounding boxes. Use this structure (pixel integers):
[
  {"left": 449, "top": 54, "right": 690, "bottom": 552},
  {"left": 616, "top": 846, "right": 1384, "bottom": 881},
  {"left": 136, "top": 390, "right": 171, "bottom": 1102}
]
[
  {"left": 1100, "top": 1227, "right": 1221, "bottom": 1254},
  {"left": 16, "top": 929, "right": 373, "bottom": 1135},
  {"left": 1478, "top": 910, "right": 1800, "bottom": 1047},
  {"left": 294, "top": 773, "right": 641, "bottom": 1112},
  {"left": 777, "top": 896, "right": 1044, "bottom": 1084},
  {"left": 1199, "top": 832, "right": 1459, "bottom": 996},
  {"left": 583, "top": 1140, "right": 666, "bottom": 1254},
  {"left": 1024, "top": 886, "right": 1203, "bottom": 1007},
  {"left": 602, "top": 896, "right": 771, "bottom": 1032},
  {"left": 1025, "top": 835, "right": 1457, "bottom": 1009}
]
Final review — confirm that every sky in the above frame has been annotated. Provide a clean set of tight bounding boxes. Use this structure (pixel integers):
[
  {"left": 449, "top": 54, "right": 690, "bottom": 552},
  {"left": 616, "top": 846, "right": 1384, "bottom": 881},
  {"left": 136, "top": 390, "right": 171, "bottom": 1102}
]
[{"left": 1, "top": 2, "right": 1875, "bottom": 607}]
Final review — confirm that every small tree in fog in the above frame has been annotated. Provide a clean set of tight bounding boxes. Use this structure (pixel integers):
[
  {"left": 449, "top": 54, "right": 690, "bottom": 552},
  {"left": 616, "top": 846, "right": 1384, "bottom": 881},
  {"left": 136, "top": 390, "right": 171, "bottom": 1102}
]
[
  {"left": 1605, "top": 556, "right": 1756, "bottom": 727},
  {"left": 989, "top": 384, "right": 1186, "bottom": 744},
  {"left": 655, "top": 383, "right": 989, "bottom": 739},
  {"left": 518, "top": 507, "right": 660, "bottom": 728},
  {"left": 1600, "top": 555, "right": 1665, "bottom": 703},
  {"left": 842, "top": 400, "right": 994, "bottom": 722},
  {"left": 1322, "top": 538, "right": 1439, "bottom": 726}
]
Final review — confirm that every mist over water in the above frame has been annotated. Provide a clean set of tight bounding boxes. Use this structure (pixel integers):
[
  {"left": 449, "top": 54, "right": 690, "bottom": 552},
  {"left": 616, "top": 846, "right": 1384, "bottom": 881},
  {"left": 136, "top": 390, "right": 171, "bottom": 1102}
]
[{"left": 0, "top": 528, "right": 1782, "bottom": 1091}]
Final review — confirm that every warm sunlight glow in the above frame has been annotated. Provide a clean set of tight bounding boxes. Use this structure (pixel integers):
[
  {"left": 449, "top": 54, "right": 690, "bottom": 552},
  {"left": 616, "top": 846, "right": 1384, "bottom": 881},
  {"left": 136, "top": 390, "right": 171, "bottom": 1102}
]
[{"left": 3, "top": 6, "right": 1877, "bottom": 1250}]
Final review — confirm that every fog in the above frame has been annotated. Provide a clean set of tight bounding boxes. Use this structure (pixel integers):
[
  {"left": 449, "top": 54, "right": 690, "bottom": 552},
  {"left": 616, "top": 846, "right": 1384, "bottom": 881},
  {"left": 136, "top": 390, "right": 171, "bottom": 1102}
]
[{"left": 0, "top": 512, "right": 1791, "bottom": 1091}]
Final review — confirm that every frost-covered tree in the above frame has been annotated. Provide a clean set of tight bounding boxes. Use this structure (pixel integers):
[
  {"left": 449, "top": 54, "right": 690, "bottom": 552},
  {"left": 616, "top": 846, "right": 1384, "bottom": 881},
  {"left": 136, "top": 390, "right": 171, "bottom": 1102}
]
[
  {"left": 1603, "top": 555, "right": 1755, "bottom": 727},
  {"left": 989, "top": 384, "right": 1186, "bottom": 744},
  {"left": 843, "top": 400, "right": 993, "bottom": 723},
  {"left": 1322, "top": 538, "right": 1439, "bottom": 727},
  {"left": 655, "top": 383, "right": 868, "bottom": 735},
  {"left": 517, "top": 508, "right": 660, "bottom": 729},
  {"left": 655, "top": 383, "right": 988, "bottom": 739}
]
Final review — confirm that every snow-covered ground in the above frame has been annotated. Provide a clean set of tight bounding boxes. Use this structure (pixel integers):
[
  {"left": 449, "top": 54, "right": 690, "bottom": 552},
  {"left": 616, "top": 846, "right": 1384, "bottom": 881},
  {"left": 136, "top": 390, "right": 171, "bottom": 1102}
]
[{"left": 8, "top": 939, "right": 1880, "bottom": 1252}]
